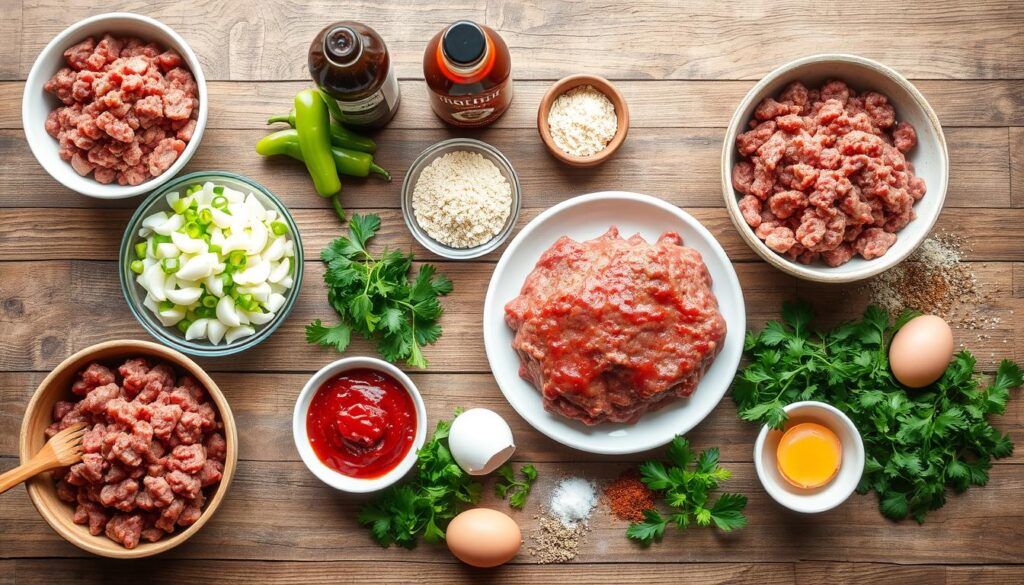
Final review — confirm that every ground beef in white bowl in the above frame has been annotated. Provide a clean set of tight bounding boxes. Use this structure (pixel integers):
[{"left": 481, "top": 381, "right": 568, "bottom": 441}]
[{"left": 47, "top": 358, "right": 226, "bottom": 549}]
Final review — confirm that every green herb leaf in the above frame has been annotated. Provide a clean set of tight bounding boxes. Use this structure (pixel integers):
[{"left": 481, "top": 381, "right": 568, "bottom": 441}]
[{"left": 493, "top": 462, "right": 539, "bottom": 510}]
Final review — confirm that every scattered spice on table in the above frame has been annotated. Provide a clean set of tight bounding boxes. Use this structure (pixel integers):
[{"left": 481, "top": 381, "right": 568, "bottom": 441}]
[
  {"left": 549, "top": 477, "right": 597, "bottom": 527},
  {"left": 412, "top": 150, "right": 512, "bottom": 249},
  {"left": 603, "top": 468, "right": 655, "bottom": 522},
  {"left": 865, "top": 232, "right": 1000, "bottom": 339},
  {"left": 527, "top": 512, "right": 589, "bottom": 564}
]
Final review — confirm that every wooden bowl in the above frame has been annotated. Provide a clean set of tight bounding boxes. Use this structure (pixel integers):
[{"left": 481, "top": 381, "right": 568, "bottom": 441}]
[
  {"left": 721, "top": 54, "right": 948, "bottom": 283},
  {"left": 19, "top": 340, "right": 238, "bottom": 559},
  {"left": 537, "top": 74, "right": 629, "bottom": 167}
]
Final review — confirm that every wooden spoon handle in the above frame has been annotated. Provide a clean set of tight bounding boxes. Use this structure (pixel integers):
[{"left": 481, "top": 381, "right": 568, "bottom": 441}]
[{"left": 0, "top": 456, "right": 55, "bottom": 494}]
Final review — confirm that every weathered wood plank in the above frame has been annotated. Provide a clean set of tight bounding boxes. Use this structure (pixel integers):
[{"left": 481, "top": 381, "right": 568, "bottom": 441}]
[
  {"left": 1, "top": 459, "right": 1022, "bottom": 563},
  {"left": 3, "top": 79, "right": 1022, "bottom": 129},
  {"left": 4, "top": 369, "right": 1022, "bottom": 466},
  {"left": 0, "top": 126, "right": 1010, "bottom": 209},
  {"left": 794, "top": 563, "right": 1024, "bottom": 584},
  {"left": 1012, "top": 128, "right": 1023, "bottom": 208},
  {"left": 2, "top": 207, "right": 1023, "bottom": 264},
  {"left": 8, "top": 559, "right": 796, "bottom": 584},
  {"left": 0, "top": 260, "right": 1018, "bottom": 374},
  {"left": 0, "top": 0, "right": 22, "bottom": 81},
  {"left": 16, "top": 1, "right": 1024, "bottom": 80}
]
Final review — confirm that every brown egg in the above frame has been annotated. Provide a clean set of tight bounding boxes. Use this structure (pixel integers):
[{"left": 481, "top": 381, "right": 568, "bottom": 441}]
[
  {"left": 889, "top": 315, "right": 954, "bottom": 388},
  {"left": 446, "top": 508, "right": 521, "bottom": 568}
]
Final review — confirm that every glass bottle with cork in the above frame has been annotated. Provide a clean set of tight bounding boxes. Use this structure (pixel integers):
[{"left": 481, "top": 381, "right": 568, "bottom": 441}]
[
  {"left": 309, "top": 21, "right": 400, "bottom": 129},
  {"left": 423, "top": 21, "right": 513, "bottom": 128}
]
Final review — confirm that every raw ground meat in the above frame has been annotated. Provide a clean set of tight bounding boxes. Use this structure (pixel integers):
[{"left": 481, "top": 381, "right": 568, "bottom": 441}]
[
  {"left": 50, "top": 358, "right": 225, "bottom": 549},
  {"left": 42, "top": 34, "right": 199, "bottom": 186},
  {"left": 733, "top": 80, "right": 925, "bottom": 266}
]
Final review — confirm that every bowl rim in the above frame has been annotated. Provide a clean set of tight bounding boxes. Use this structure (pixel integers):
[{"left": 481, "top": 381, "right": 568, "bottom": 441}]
[
  {"left": 291, "top": 356, "right": 428, "bottom": 493},
  {"left": 720, "top": 53, "right": 949, "bottom": 283},
  {"left": 537, "top": 74, "right": 630, "bottom": 167},
  {"left": 118, "top": 170, "right": 304, "bottom": 357},
  {"left": 22, "top": 11, "right": 208, "bottom": 199},
  {"left": 19, "top": 339, "right": 238, "bottom": 559},
  {"left": 753, "top": 400, "right": 865, "bottom": 514},
  {"left": 400, "top": 137, "right": 522, "bottom": 260}
]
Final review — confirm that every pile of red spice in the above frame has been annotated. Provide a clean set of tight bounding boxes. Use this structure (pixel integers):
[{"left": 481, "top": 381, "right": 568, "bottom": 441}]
[{"left": 603, "top": 469, "right": 655, "bottom": 522}]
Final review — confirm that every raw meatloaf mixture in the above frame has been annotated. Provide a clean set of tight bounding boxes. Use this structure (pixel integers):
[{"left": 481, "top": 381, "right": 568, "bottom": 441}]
[
  {"left": 43, "top": 34, "right": 200, "bottom": 186},
  {"left": 733, "top": 79, "right": 926, "bottom": 266},
  {"left": 47, "top": 358, "right": 226, "bottom": 549},
  {"left": 505, "top": 227, "right": 727, "bottom": 425}
]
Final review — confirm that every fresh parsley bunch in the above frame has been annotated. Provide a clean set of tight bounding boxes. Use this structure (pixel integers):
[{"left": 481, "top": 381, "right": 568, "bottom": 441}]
[
  {"left": 734, "top": 301, "right": 1022, "bottom": 523},
  {"left": 357, "top": 413, "right": 482, "bottom": 548},
  {"left": 494, "top": 463, "right": 538, "bottom": 509},
  {"left": 306, "top": 214, "right": 453, "bottom": 368},
  {"left": 626, "top": 437, "right": 748, "bottom": 544}
]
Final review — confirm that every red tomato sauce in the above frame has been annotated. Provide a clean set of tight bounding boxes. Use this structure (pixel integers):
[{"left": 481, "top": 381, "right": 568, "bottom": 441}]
[{"left": 306, "top": 368, "right": 417, "bottom": 479}]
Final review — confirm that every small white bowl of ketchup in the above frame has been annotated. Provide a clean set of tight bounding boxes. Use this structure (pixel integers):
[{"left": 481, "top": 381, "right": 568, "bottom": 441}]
[
  {"left": 754, "top": 401, "right": 865, "bottom": 514},
  {"left": 293, "top": 357, "right": 427, "bottom": 493}
]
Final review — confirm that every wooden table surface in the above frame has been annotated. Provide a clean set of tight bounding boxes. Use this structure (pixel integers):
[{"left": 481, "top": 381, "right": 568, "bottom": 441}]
[{"left": 1, "top": 1, "right": 1023, "bottom": 583}]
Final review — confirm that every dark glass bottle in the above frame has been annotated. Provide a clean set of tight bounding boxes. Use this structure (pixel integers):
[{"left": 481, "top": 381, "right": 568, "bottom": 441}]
[
  {"left": 309, "top": 21, "right": 400, "bottom": 129},
  {"left": 423, "top": 21, "right": 513, "bottom": 128}
]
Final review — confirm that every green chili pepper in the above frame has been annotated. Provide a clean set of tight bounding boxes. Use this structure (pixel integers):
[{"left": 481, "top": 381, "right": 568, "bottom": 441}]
[
  {"left": 255, "top": 129, "right": 390, "bottom": 180},
  {"left": 292, "top": 90, "right": 342, "bottom": 197},
  {"left": 330, "top": 194, "right": 346, "bottom": 221},
  {"left": 267, "top": 102, "right": 377, "bottom": 154}
]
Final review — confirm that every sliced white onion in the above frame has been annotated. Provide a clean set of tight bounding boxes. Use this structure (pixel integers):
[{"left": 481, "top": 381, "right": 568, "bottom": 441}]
[
  {"left": 157, "top": 306, "right": 185, "bottom": 327},
  {"left": 234, "top": 258, "right": 270, "bottom": 285},
  {"left": 154, "top": 213, "right": 185, "bottom": 236},
  {"left": 166, "top": 286, "right": 203, "bottom": 306},
  {"left": 263, "top": 236, "right": 285, "bottom": 263},
  {"left": 176, "top": 253, "right": 217, "bottom": 281},
  {"left": 224, "top": 187, "right": 245, "bottom": 204},
  {"left": 143, "top": 263, "right": 167, "bottom": 301},
  {"left": 209, "top": 227, "right": 226, "bottom": 248},
  {"left": 244, "top": 310, "right": 275, "bottom": 325},
  {"left": 210, "top": 208, "right": 232, "bottom": 229},
  {"left": 266, "top": 210, "right": 278, "bottom": 222},
  {"left": 280, "top": 275, "right": 294, "bottom": 289},
  {"left": 283, "top": 239, "right": 295, "bottom": 257},
  {"left": 207, "top": 320, "right": 227, "bottom": 345},
  {"left": 165, "top": 192, "right": 180, "bottom": 208},
  {"left": 246, "top": 221, "right": 268, "bottom": 255},
  {"left": 266, "top": 293, "right": 286, "bottom": 313},
  {"left": 142, "top": 212, "right": 169, "bottom": 231},
  {"left": 244, "top": 193, "right": 267, "bottom": 221},
  {"left": 155, "top": 243, "right": 180, "bottom": 259},
  {"left": 171, "top": 231, "right": 207, "bottom": 255},
  {"left": 267, "top": 260, "right": 290, "bottom": 284},
  {"left": 238, "top": 281, "right": 272, "bottom": 303},
  {"left": 269, "top": 282, "right": 288, "bottom": 296},
  {"left": 237, "top": 310, "right": 250, "bottom": 325},
  {"left": 143, "top": 293, "right": 158, "bottom": 312},
  {"left": 185, "top": 318, "right": 210, "bottom": 341},
  {"left": 224, "top": 325, "right": 256, "bottom": 344},
  {"left": 216, "top": 296, "right": 241, "bottom": 327},
  {"left": 222, "top": 232, "right": 250, "bottom": 254},
  {"left": 204, "top": 273, "right": 225, "bottom": 297}
]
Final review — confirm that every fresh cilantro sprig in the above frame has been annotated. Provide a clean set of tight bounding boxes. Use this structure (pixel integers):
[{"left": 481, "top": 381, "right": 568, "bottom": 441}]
[
  {"left": 626, "top": 437, "right": 747, "bottom": 545},
  {"left": 494, "top": 463, "right": 538, "bottom": 509},
  {"left": 357, "top": 411, "right": 482, "bottom": 548},
  {"left": 734, "top": 301, "right": 1022, "bottom": 523},
  {"left": 306, "top": 214, "right": 453, "bottom": 368}
]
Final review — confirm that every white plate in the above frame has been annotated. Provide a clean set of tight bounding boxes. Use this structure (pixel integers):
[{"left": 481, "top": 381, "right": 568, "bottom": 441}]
[{"left": 483, "top": 192, "right": 745, "bottom": 454}]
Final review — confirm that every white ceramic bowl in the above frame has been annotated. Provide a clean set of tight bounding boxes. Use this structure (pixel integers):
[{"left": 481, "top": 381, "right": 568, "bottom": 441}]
[
  {"left": 23, "top": 12, "right": 208, "bottom": 199},
  {"left": 483, "top": 192, "right": 745, "bottom": 454},
  {"left": 754, "top": 401, "right": 865, "bottom": 514},
  {"left": 721, "top": 54, "right": 948, "bottom": 283},
  {"left": 292, "top": 357, "right": 427, "bottom": 493}
]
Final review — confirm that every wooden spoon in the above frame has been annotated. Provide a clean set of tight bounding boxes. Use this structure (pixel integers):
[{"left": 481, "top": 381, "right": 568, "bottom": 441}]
[{"left": 0, "top": 422, "right": 87, "bottom": 494}]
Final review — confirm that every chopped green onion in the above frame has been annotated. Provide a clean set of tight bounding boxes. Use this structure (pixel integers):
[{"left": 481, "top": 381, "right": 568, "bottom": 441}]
[
  {"left": 228, "top": 251, "right": 247, "bottom": 268},
  {"left": 184, "top": 208, "right": 198, "bottom": 223},
  {"left": 208, "top": 243, "right": 222, "bottom": 254},
  {"left": 170, "top": 196, "right": 190, "bottom": 214},
  {"left": 176, "top": 319, "right": 192, "bottom": 334},
  {"left": 213, "top": 186, "right": 225, "bottom": 195},
  {"left": 195, "top": 306, "right": 215, "bottom": 319},
  {"left": 134, "top": 242, "right": 148, "bottom": 259},
  {"left": 212, "top": 195, "right": 228, "bottom": 209},
  {"left": 198, "top": 208, "right": 213, "bottom": 225},
  {"left": 186, "top": 310, "right": 198, "bottom": 321},
  {"left": 221, "top": 272, "right": 233, "bottom": 288},
  {"left": 186, "top": 184, "right": 202, "bottom": 196},
  {"left": 236, "top": 293, "right": 258, "bottom": 312},
  {"left": 153, "top": 234, "right": 171, "bottom": 245},
  {"left": 201, "top": 295, "right": 218, "bottom": 309},
  {"left": 271, "top": 221, "right": 289, "bottom": 236},
  {"left": 184, "top": 221, "right": 203, "bottom": 238},
  {"left": 158, "top": 300, "right": 175, "bottom": 312},
  {"left": 129, "top": 260, "right": 144, "bottom": 274},
  {"left": 160, "top": 258, "right": 179, "bottom": 274}
]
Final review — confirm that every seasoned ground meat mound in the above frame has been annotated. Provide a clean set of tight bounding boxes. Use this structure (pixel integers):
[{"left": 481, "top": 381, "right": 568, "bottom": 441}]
[
  {"left": 42, "top": 34, "right": 199, "bottom": 186},
  {"left": 505, "top": 227, "right": 727, "bottom": 425},
  {"left": 47, "top": 358, "right": 226, "bottom": 549},
  {"left": 733, "top": 79, "right": 926, "bottom": 266}
]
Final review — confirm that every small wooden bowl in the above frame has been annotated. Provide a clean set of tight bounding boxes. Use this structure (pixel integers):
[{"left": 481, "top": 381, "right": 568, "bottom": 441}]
[
  {"left": 19, "top": 340, "right": 238, "bottom": 559},
  {"left": 537, "top": 74, "right": 629, "bottom": 167}
]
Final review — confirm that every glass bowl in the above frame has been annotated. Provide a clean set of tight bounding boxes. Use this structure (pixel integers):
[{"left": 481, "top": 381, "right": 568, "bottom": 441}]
[
  {"left": 119, "top": 171, "right": 303, "bottom": 357},
  {"left": 400, "top": 138, "right": 522, "bottom": 260}
]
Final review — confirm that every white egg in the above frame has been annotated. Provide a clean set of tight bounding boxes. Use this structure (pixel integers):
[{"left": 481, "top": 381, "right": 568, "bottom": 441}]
[
  {"left": 207, "top": 320, "right": 227, "bottom": 345},
  {"left": 224, "top": 325, "right": 256, "bottom": 344},
  {"left": 216, "top": 296, "right": 241, "bottom": 327},
  {"left": 185, "top": 318, "right": 210, "bottom": 341},
  {"left": 448, "top": 408, "right": 516, "bottom": 476}
]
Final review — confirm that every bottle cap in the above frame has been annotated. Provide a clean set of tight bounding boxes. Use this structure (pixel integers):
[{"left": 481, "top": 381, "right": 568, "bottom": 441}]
[
  {"left": 442, "top": 21, "right": 486, "bottom": 67},
  {"left": 325, "top": 26, "right": 362, "bottom": 66}
]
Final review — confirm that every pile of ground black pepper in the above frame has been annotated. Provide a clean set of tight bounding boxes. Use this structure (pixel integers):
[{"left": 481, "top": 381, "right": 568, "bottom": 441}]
[
  {"left": 527, "top": 512, "right": 589, "bottom": 564},
  {"left": 864, "top": 232, "right": 1002, "bottom": 339}
]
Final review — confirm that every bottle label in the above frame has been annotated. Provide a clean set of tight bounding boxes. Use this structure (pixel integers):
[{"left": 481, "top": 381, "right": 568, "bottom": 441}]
[
  {"left": 330, "top": 63, "right": 400, "bottom": 125},
  {"left": 431, "top": 78, "right": 513, "bottom": 127}
]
